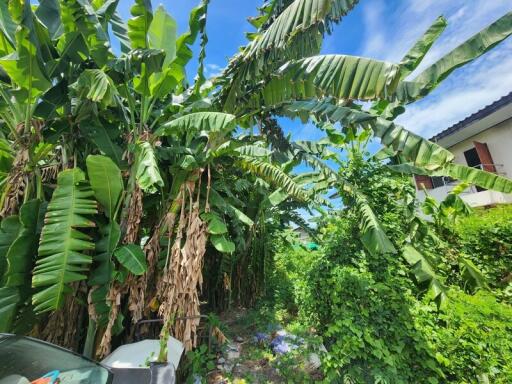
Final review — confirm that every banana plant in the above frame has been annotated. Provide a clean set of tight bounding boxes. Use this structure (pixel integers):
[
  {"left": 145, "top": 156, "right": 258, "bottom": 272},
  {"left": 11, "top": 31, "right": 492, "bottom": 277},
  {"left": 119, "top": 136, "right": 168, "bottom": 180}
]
[{"left": 0, "top": 0, "right": 510, "bottom": 356}]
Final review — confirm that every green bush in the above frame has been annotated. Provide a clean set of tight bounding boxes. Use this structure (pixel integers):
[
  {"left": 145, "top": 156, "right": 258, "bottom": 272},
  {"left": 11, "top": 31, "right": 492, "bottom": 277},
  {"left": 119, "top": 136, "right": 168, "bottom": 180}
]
[
  {"left": 294, "top": 255, "right": 512, "bottom": 383},
  {"left": 419, "top": 289, "right": 512, "bottom": 383},
  {"left": 268, "top": 159, "right": 512, "bottom": 383},
  {"left": 455, "top": 205, "right": 512, "bottom": 288},
  {"left": 301, "top": 258, "right": 443, "bottom": 384},
  {"left": 269, "top": 230, "right": 321, "bottom": 315}
]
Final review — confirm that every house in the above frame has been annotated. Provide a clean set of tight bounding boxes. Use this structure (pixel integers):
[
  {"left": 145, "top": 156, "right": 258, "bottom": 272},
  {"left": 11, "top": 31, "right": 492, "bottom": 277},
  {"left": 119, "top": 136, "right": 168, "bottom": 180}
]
[{"left": 415, "top": 92, "right": 512, "bottom": 207}]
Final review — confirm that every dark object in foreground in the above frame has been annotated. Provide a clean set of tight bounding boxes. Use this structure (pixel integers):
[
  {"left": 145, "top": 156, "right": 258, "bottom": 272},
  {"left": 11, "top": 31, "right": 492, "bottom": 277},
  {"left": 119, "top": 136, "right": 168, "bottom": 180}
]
[
  {"left": 0, "top": 334, "right": 112, "bottom": 383},
  {"left": 0, "top": 333, "right": 180, "bottom": 384}
]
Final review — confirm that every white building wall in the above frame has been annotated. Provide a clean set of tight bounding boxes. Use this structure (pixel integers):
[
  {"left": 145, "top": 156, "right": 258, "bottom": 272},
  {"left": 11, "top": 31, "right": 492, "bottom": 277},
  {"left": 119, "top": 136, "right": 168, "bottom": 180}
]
[
  {"left": 418, "top": 117, "right": 512, "bottom": 208},
  {"left": 447, "top": 117, "right": 512, "bottom": 179}
]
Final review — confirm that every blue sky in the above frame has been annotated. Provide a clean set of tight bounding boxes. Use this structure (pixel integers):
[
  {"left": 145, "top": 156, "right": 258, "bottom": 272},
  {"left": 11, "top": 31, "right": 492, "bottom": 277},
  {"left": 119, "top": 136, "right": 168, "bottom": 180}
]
[
  {"left": 116, "top": 0, "right": 512, "bottom": 143},
  {"left": 116, "top": 0, "right": 512, "bottom": 222}
]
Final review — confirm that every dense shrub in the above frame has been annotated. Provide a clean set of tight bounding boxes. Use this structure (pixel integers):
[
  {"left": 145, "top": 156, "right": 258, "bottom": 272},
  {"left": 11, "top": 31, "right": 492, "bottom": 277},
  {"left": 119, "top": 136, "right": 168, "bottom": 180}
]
[
  {"left": 297, "top": 256, "right": 512, "bottom": 383},
  {"left": 302, "top": 259, "right": 443, "bottom": 383},
  {"left": 269, "top": 157, "right": 512, "bottom": 383},
  {"left": 455, "top": 205, "right": 512, "bottom": 288},
  {"left": 419, "top": 289, "right": 512, "bottom": 383},
  {"left": 270, "top": 231, "right": 320, "bottom": 315}
]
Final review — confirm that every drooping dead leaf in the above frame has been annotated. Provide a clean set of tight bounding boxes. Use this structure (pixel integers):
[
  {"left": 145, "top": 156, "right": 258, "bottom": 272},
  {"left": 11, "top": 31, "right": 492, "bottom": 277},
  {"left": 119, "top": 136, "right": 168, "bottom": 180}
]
[
  {"left": 157, "top": 177, "right": 209, "bottom": 351},
  {"left": 40, "top": 283, "right": 85, "bottom": 352},
  {"left": 97, "top": 283, "right": 122, "bottom": 358},
  {"left": 122, "top": 184, "right": 143, "bottom": 244},
  {"left": 0, "top": 149, "right": 29, "bottom": 218},
  {"left": 212, "top": 326, "right": 227, "bottom": 345}
]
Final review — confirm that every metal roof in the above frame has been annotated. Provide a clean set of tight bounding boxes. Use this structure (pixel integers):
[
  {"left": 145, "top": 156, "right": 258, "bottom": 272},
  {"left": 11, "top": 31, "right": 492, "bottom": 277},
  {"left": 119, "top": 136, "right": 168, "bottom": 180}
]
[{"left": 429, "top": 92, "right": 512, "bottom": 142}]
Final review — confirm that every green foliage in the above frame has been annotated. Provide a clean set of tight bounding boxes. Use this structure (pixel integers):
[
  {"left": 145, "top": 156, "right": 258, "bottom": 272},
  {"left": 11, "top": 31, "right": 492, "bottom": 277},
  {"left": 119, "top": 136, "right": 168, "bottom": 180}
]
[
  {"left": 86, "top": 155, "right": 124, "bottom": 219},
  {"left": 0, "top": 0, "right": 511, "bottom": 363},
  {"left": 114, "top": 244, "right": 147, "bottom": 276},
  {"left": 32, "top": 169, "right": 97, "bottom": 313},
  {"left": 127, "top": 0, "right": 152, "bottom": 49},
  {"left": 271, "top": 230, "right": 319, "bottom": 315},
  {"left": 210, "top": 235, "right": 235, "bottom": 254},
  {"left": 184, "top": 344, "right": 215, "bottom": 384},
  {"left": 134, "top": 141, "right": 164, "bottom": 194},
  {"left": 418, "top": 290, "right": 512, "bottom": 384},
  {"left": 0, "top": 200, "right": 43, "bottom": 332},
  {"left": 398, "top": 16, "right": 447, "bottom": 79},
  {"left": 305, "top": 262, "right": 443, "bottom": 383},
  {"left": 71, "top": 69, "right": 119, "bottom": 108},
  {"left": 259, "top": 55, "right": 400, "bottom": 109},
  {"left": 268, "top": 158, "right": 512, "bottom": 383},
  {"left": 157, "top": 112, "right": 236, "bottom": 137},
  {"left": 89, "top": 220, "right": 120, "bottom": 286},
  {"left": 148, "top": 5, "right": 177, "bottom": 67},
  {"left": 454, "top": 205, "right": 512, "bottom": 291}
]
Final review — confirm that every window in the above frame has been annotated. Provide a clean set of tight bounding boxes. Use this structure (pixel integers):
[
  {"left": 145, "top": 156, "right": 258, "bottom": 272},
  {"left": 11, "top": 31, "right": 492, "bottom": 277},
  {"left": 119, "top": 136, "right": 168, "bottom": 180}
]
[{"left": 463, "top": 147, "right": 481, "bottom": 168}]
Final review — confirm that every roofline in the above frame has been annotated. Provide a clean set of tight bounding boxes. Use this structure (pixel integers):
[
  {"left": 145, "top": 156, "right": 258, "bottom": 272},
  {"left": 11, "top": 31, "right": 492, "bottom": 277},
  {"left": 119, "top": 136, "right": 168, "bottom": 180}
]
[{"left": 429, "top": 92, "right": 512, "bottom": 142}]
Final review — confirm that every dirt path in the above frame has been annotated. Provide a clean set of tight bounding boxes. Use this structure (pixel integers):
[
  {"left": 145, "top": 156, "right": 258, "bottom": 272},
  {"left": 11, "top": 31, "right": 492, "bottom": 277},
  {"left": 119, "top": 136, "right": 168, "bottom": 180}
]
[{"left": 206, "top": 308, "right": 323, "bottom": 383}]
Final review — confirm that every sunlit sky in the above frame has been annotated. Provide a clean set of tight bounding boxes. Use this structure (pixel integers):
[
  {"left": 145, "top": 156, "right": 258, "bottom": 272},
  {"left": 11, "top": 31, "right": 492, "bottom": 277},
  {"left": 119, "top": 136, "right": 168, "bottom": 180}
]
[
  {"left": 115, "top": 0, "right": 512, "bottom": 142},
  {"left": 114, "top": 0, "right": 512, "bottom": 220}
]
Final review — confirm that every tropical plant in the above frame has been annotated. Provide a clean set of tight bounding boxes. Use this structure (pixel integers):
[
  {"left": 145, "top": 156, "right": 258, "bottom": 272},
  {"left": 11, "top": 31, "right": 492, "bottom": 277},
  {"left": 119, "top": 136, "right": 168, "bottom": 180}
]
[{"left": 0, "top": 0, "right": 510, "bottom": 363}]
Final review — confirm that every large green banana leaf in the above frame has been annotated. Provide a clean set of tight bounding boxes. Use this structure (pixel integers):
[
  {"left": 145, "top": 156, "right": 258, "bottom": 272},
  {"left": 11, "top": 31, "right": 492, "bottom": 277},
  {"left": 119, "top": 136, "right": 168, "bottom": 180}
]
[
  {"left": 398, "top": 16, "right": 447, "bottom": 79},
  {"left": 0, "top": 216, "right": 20, "bottom": 281},
  {"left": 71, "top": 69, "right": 119, "bottom": 108},
  {"left": 80, "top": 119, "right": 124, "bottom": 167},
  {"left": 114, "top": 244, "right": 147, "bottom": 276},
  {"left": 35, "top": 0, "right": 64, "bottom": 40},
  {"left": 394, "top": 12, "right": 512, "bottom": 103},
  {"left": 0, "top": 2, "right": 15, "bottom": 47},
  {"left": 0, "top": 200, "right": 44, "bottom": 332},
  {"left": 402, "top": 245, "right": 448, "bottom": 309},
  {"left": 239, "top": 157, "right": 309, "bottom": 202},
  {"left": 4, "top": 200, "right": 43, "bottom": 287},
  {"left": 210, "top": 235, "right": 235, "bottom": 254},
  {"left": 442, "top": 163, "right": 512, "bottom": 194},
  {"left": 127, "top": 0, "right": 153, "bottom": 49},
  {"left": 245, "top": 0, "right": 358, "bottom": 60},
  {"left": 460, "top": 257, "right": 488, "bottom": 291},
  {"left": 135, "top": 141, "right": 164, "bottom": 194},
  {"left": 156, "top": 112, "right": 236, "bottom": 136},
  {"left": 86, "top": 155, "right": 124, "bottom": 219},
  {"left": 0, "top": 216, "right": 20, "bottom": 332},
  {"left": 148, "top": 5, "right": 177, "bottom": 67},
  {"left": 172, "top": 0, "right": 209, "bottom": 81},
  {"left": 355, "top": 194, "right": 396, "bottom": 256},
  {"left": 392, "top": 162, "right": 512, "bottom": 195},
  {"left": 255, "top": 55, "right": 401, "bottom": 110},
  {"left": 89, "top": 220, "right": 120, "bottom": 286},
  {"left": 32, "top": 169, "right": 98, "bottom": 313},
  {"left": 0, "top": 2, "right": 15, "bottom": 56},
  {"left": 0, "top": 287, "right": 19, "bottom": 332},
  {"left": 110, "top": 12, "right": 131, "bottom": 53}
]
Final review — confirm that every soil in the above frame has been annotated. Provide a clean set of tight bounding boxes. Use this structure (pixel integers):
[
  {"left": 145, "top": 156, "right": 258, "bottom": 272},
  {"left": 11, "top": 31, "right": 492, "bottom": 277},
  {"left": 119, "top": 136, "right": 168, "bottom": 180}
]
[{"left": 205, "top": 307, "right": 323, "bottom": 384}]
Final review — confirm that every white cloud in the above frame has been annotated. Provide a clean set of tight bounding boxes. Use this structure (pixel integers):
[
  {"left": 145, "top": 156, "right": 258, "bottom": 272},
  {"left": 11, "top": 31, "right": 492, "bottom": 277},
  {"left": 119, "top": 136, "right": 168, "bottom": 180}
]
[
  {"left": 358, "top": 0, "right": 512, "bottom": 138},
  {"left": 204, "top": 63, "right": 223, "bottom": 78},
  {"left": 397, "top": 39, "right": 512, "bottom": 137}
]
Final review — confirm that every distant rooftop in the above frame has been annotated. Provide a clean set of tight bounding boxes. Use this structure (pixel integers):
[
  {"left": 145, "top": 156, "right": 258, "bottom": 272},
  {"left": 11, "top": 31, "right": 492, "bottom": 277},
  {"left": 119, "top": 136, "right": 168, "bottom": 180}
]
[{"left": 430, "top": 92, "right": 512, "bottom": 144}]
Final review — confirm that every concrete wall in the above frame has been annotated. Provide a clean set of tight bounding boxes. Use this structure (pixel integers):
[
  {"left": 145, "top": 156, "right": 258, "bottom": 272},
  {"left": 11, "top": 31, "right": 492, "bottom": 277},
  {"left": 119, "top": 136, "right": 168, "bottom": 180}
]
[
  {"left": 417, "top": 187, "right": 512, "bottom": 208},
  {"left": 417, "top": 117, "right": 512, "bottom": 208},
  {"left": 447, "top": 117, "right": 512, "bottom": 178}
]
